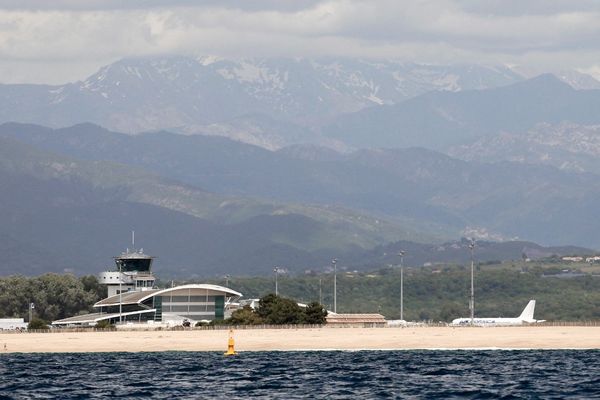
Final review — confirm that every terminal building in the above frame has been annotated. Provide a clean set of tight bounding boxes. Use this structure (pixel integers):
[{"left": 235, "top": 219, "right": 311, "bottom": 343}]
[{"left": 53, "top": 247, "right": 241, "bottom": 327}]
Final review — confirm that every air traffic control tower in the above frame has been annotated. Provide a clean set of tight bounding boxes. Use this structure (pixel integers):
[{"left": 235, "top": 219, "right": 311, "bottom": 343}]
[{"left": 98, "top": 248, "right": 156, "bottom": 297}]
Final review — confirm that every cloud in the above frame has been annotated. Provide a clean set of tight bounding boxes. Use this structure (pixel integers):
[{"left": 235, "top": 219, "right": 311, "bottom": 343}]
[
  {"left": 457, "top": 0, "right": 600, "bottom": 16},
  {"left": 0, "top": 0, "right": 599, "bottom": 84},
  {"left": 0, "top": 0, "right": 323, "bottom": 12},
  {"left": 578, "top": 65, "right": 600, "bottom": 81}
]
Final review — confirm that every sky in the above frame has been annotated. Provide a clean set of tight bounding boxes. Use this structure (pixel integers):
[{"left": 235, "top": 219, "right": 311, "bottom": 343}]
[{"left": 0, "top": 0, "right": 599, "bottom": 84}]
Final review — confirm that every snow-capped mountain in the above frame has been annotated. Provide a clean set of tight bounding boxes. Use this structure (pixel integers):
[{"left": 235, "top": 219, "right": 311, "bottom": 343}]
[
  {"left": 554, "top": 70, "right": 600, "bottom": 90},
  {"left": 2, "top": 55, "right": 599, "bottom": 150},
  {"left": 194, "top": 57, "right": 524, "bottom": 121},
  {"left": 324, "top": 74, "right": 600, "bottom": 151},
  {"left": 0, "top": 56, "right": 524, "bottom": 143}
]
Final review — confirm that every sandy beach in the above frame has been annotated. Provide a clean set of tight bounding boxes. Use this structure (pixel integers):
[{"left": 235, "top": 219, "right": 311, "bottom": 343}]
[{"left": 1, "top": 326, "right": 599, "bottom": 353}]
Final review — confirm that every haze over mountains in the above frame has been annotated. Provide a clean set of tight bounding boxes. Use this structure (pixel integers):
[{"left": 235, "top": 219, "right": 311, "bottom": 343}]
[
  {"left": 1, "top": 56, "right": 600, "bottom": 276},
  {"left": 0, "top": 120, "right": 599, "bottom": 276},
  {"left": 1, "top": 56, "right": 600, "bottom": 153},
  {"left": 325, "top": 74, "right": 600, "bottom": 150},
  {"left": 0, "top": 57, "right": 525, "bottom": 138},
  {"left": 0, "top": 134, "right": 418, "bottom": 276}
]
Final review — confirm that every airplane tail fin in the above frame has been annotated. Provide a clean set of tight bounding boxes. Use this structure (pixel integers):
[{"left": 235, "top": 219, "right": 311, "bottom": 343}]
[{"left": 518, "top": 300, "right": 536, "bottom": 321}]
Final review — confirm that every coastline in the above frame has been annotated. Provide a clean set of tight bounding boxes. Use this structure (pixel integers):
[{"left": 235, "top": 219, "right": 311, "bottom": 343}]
[{"left": 1, "top": 326, "right": 599, "bottom": 353}]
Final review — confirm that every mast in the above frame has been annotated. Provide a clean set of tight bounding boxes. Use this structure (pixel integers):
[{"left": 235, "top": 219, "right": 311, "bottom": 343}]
[{"left": 469, "top": 240, "right": 475, "bottom": 324}]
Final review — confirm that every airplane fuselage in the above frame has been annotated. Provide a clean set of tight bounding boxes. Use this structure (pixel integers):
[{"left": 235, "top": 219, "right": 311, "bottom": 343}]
[
  {"left": 451, "top": 317, "right": 533, "bottom": 326},
  {"left": 450, "top": 300, "right": 543, "bottom": 327}
]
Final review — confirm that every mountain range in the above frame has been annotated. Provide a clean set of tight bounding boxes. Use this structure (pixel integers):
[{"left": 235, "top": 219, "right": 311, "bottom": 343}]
[
  {"left": 2, "top": 122, "right": 600, "bottom": 252},
  {"left": 325, "top": 74, "right": 600, "bottom": 150},
  {"left": 448, "top": 122, "right": 600, "bottom": 175},
  {"left": 1, "top": 56, "right": 600, "bottom": 155},
  {"left": 0, "top": 57, "right": 525, "bottom": 137},
  {"left": 0, "top": 134, "right": 428, "bottom": 277},
  {"left": 0, "top": 130, "right": 590, "bottom": 277},
  {"left": 2, "top": 56, "right": 600, "bottom": 277}
]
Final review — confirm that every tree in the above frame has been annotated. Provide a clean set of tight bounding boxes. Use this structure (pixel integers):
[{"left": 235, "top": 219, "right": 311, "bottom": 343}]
[
  {"left": 0, "top": 276, "right": 30, "bottom": 319},
  {"left": 229, "top": 305, "right": 264, "bottom": 325},
  {"left": 80, "top": 275, "right": 107, "bottom": 300},
  {"left": 33, "top": 274, "right": 98, "bottom": 321},
  {"left": 438, "top": 303, "right": 465, "bottom": 322},
  {"left": 304, "top": 301, "right": 328, "bottom": 324},
  {"left": 0, "top": 274, "right": 100, "bottom": 322},
  {"left": 28, "top": 318, "right": 49, "bottom": 330},
  {"left": 256, "top": 293, "right": 278, "bottom": 320},
  {"left": 270, "top": 297, "right": 304, "bottom": 324},
  {"left": 257, "top": 294, "right": 304, "bottom": 324}
]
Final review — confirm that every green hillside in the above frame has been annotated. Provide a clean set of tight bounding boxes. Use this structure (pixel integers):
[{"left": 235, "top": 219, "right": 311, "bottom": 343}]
[
  {"left": 0, "top": 137, "right": 437, "bottom": 276},
  {"left": 189, "top": 262, "right": 600, "bottom": 321},
  {"left": 2, "top": 262, "right": 598, "bottom": 323},
  {"left": 5, "top": 122, "right": 600, "bottom": 247}
]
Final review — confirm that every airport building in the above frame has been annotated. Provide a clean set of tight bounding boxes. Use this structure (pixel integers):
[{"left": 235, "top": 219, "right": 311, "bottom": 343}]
[
  {"left": 0, "top": 318, "right": 28, "bottom": 330},
  {"left": 53, "top": 247, "right": 242, "bottom": 327},
  {"left": 98, "top": 248, "right": 156, "bottom": 297},
  {"left": 325, "top": 313, "right": 387, "bottom": 327}
]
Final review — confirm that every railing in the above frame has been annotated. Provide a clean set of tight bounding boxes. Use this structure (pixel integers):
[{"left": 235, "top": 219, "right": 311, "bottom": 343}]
[
  {"left": 537, "top": 320, "right": 600, "bottom": 327},
  {"left": 3, "top": 320, "right": 600, "bottom": 334}
]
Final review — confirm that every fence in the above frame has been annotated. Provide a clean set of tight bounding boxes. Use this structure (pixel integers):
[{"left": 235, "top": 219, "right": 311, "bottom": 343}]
[
  {"left": 2, "top": 320, "right": 600, "bottom": 334},
  {"left": 0, "top": 324, "right": 325, "bottom": 334}
]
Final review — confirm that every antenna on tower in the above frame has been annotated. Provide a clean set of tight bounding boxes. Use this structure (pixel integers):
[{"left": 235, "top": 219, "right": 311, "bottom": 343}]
[{"left": 132, "top": 230, "right": 135, "bottom": 249}]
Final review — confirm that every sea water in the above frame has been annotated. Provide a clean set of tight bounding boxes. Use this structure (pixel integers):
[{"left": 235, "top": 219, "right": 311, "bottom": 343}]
[{"left": 1, "top": 350, "right": 599, "bottom": 399}]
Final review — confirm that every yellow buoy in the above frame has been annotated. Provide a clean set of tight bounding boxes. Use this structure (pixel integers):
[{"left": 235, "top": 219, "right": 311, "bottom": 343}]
[{"left": 224, "top": 329, "right": 236, "bottom": 356}]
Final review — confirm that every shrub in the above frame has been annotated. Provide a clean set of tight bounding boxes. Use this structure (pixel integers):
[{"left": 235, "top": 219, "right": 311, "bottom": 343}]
[
  {"left": 28, "top": 318, "right": 49, "bottom": 330},
  {"left": 257, "top": 294, "right": 304, "bottom": 324},
  {"left": 304, "top": 301, "right": 328, "bottom": 324},
  {"left": 95, "top": 320, "right": 113, "bottom": 329},
  {"left": 228, "top": 305, "right": 264, "bottom": 325}
]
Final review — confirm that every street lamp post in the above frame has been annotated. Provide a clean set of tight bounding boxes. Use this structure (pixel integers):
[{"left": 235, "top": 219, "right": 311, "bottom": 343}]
[
  {"left": 332, "top": 258, "right": 338, "bottom": 313},
  {"left": 469, "top": 240, "right": 475, "bottom": 325},
  {"left": 273, "top": 267, "right": 283, "bottom": 296},
  {"left": 224, "top": 274, "right": 231, "bottom": 287},
  {"left": 319, "top": 277, "right": 322, "bottom": 305},
  {"left": 118, "top": 260, "right": 123, "bottom": 324},
  {"left": 398, "top": 251, "right": 406, "bottom": 321},
  {"left": 29, "top": 302, "right": 34, "bottom": 324}
]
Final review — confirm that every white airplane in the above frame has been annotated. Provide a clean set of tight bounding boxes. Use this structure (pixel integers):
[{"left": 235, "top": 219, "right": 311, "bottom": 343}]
[
  {"left": 387, "top": 319, "right": 408, "bottom": 327},
  {"left": 451, "top": 300, "right": 545, "bottom": 326}
]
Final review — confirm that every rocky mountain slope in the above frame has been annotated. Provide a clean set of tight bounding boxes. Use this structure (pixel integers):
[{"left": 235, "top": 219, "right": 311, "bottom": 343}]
[
  {"left": 325, "top": 74, "right": 600, "bottom": 150},
  {"left": 3, "top": 122, "right": 600, "bottom": 248},
  {"left": 0, "top": 57, "right": 525, "bottom": 147},
  {"left": 0, "top": 136, "right": 425, "bottom": 277},
  {"left": 1, "top": 56, "right": 599, "bottom": 153},
  {"left": 448, "top": 122, "right": 600, "bottom": 174}
]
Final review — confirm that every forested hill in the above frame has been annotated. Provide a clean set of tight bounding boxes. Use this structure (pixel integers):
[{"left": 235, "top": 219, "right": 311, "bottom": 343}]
[
  {"left": 0, "top": 123, "right": 597, "bottom": 278},
  {"left": 0, "top": 136, "right": 410, "bottom": 276},
  {"left": 4, "top": 122, "right": 600, "bottom": 248},
  {"left": 1, "top": 263, "right": 599, "bottom": 323},
  {"left": 197, "top": 263, "right": 600, "bottom": 322}
]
